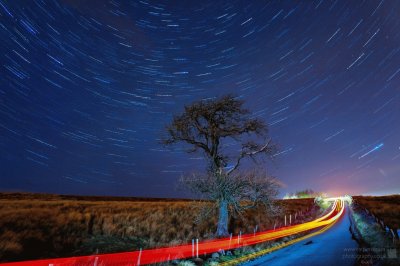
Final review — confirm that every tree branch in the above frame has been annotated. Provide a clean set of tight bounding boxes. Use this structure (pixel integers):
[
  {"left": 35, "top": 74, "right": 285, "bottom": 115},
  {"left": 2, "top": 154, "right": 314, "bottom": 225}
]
[{"left": 227, "top": 139, "right": 272, "bottom": 175}]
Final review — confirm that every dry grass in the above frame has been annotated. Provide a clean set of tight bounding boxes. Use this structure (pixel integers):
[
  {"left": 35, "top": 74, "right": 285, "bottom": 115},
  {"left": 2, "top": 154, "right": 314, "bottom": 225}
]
[
  {"left": 353, "top": 195, "right": 400, "bottom": 230},
  {"left": 0, "top": 193, "right": 318, "bottom": 262}
]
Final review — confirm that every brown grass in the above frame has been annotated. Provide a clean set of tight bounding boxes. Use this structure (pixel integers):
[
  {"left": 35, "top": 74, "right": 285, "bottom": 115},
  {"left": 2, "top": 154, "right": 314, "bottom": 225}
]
[
  {"left": 0, "top": 193, "right": 318, "bottom": 262},
  {"left": 353, "top": 195, "right": 400, "bottom": 230}
]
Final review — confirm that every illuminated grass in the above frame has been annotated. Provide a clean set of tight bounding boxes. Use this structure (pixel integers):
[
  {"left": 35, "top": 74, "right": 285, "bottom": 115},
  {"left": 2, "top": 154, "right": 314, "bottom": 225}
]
[
  {"left": 353, "top": 195, "right": 400, "bottom": 230},
  {"left": 0, "top": 193, "right": 318, "bottom": 262}
]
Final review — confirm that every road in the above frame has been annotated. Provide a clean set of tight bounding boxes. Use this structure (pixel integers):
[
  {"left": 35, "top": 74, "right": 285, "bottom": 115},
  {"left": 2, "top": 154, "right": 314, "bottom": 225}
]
[
  {"left": 0, "top": 199, "right": 347, "bottom": 266},
  {"left": 241, "top": 203, "right": 357, "bottom": 266}
]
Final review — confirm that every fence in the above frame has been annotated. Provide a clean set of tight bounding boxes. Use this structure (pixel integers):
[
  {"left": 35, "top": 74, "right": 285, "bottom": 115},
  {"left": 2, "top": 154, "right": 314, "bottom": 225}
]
[{"left": 354, "top": 202, "right": 399, "bottom": 244}]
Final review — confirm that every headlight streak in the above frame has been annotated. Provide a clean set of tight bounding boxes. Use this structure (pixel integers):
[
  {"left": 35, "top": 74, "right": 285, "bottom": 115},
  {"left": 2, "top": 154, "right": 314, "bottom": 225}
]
[
  {"left": 220, "top": 200, "right": 344, "bottom": 265},
  {"left": 0, "top": 199, "right": 345, "bottom": 266}
]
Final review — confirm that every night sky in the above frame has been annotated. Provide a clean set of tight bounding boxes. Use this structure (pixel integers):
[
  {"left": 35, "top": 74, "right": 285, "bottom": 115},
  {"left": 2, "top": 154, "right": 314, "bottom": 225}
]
[{"left": 1, "top": 0, "right": 399, "bottom": 198}]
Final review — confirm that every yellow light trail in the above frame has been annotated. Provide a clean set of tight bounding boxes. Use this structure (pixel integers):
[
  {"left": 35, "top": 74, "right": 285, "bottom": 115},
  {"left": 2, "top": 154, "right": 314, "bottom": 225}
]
[
  {"left": 221, "top": 199, "right": 345, "bottom": 265},
  {"left": 1, "top": 199, "right": 345, "bottom": 266}
]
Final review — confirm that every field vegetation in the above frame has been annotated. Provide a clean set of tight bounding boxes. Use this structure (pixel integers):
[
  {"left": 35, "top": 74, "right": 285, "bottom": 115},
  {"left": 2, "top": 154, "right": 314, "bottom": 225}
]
[
  {"left": 353, "top": 195, "right": 400, "bottom": 230},
  {"left": 0, "top": 193, "right": 318, "bottom": 262},
  {"left": 350, "top": 195, "right": 400, "bottom": 265}
]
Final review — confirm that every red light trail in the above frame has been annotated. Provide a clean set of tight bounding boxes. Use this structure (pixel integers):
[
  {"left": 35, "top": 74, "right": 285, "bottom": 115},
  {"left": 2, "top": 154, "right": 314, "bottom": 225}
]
[{"left": 0, "top": 199, "right": 345, "bottom": 266}]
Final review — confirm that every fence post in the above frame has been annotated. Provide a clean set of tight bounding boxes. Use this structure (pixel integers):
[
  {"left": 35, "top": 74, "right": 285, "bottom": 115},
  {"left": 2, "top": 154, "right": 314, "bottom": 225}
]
[
  {"left": 380, "top": 220, "right": 385, "bottom": 230},
  {"left": 192, "top": 239, "right": 194, "bottom": 258},
  {"left": 137, "top": 248, "right": 142, "bottom": 266},
  {"left": 284, "top": 215, "right": 287, "bottom": 226},
  {"left": 290, "top": 214, "right": 292, "bottom": 225},
  {"left": 254, "top": 225, "right": 258, "bottom": 236},
  {"left": 390, "top": 229, "right": 396, "bottom": 244},
  {"left": 238, "top": 231, "right": 242, "bottom": 245},
  {"left": 394, "top": 228, "right": 399, "bottom": 239},
  {"left": 196, "top": 238, "right": 199, "bottom": 258}
]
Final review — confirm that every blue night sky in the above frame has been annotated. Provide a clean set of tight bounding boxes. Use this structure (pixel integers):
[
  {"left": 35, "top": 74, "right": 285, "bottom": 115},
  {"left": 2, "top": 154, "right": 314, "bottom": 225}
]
[{"left": 0, "top": 1, "right": 399, "bottom": 198}]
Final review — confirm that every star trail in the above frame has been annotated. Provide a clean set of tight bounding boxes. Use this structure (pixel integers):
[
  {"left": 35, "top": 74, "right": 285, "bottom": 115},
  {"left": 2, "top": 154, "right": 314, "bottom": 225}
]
[{"left": 0, "top": 0, "right": 399, "bottom": 198}]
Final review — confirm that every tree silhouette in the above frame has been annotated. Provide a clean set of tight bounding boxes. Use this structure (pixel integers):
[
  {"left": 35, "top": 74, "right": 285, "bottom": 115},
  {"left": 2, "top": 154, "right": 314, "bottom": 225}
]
[{"left": 163, "top": 94, "right": 279, "bottom": 237}]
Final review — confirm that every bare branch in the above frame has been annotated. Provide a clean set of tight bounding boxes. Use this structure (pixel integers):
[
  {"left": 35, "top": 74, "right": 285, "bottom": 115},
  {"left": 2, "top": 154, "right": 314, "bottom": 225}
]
[
  {"left": 162, "top": 94, "right": 280, "bottom": 237},
  {"left": 227, "top": 139, "right": 273, "bottom": 175}
]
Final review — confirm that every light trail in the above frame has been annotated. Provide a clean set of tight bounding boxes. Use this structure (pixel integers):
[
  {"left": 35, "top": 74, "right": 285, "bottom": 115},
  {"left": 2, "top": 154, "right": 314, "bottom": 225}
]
[
  {"left": 358, "top": 143, "right": 384, "bottom": 159},
  {"left": 0, "top": 199, "right": 345, "bottom": 266},
  {"left": 221, "top": 199, "right": 345, "bottom": 265}
]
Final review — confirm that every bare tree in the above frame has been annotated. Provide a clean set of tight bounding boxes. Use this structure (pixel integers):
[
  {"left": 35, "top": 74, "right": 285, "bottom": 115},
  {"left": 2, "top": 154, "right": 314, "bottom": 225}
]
[{"left": 163, "top": 94, "right": 279, "bottom": 237}]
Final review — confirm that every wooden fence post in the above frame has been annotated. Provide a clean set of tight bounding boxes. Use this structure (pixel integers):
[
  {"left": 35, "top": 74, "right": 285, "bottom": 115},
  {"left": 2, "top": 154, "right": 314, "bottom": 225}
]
[
  {"left": 394, "top": 228, "right": 399, "bottom": 239},
  {"left": 192, "top": 239, "right": 194, "bottom": 258},
  {"left": 196, "top": 238, "right": 199, "bottom": 258},
  {"left": 380, "top": 220, "right": 385, "bottom": 230},
  {"left": 390, "top": 229, "right": 396, "bottom": 243},
  {"left": 137, "top": 248, "right": 142, "bottom": 266}
]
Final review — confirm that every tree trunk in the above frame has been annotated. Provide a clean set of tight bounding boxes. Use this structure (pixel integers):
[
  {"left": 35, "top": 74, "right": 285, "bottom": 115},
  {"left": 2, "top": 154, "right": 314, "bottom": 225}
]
[{"left": 216, "top": 200, "right": 229, "bottom": 237}]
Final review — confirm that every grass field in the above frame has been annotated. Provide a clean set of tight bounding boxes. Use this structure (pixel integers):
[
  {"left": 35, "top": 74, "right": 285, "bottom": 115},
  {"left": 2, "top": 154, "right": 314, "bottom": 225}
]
[
  {"left": 353, "top": 195, "right": 400, "bottom": 230},
  {"left": 0, "top": 193, "right": 318, "bottom": 262}
]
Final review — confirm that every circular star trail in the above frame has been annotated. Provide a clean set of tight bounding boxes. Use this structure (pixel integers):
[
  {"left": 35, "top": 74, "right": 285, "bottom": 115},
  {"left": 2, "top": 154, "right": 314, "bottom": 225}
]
[{"left": 0, "top": 1, "right": 399, "bottom": 197}]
